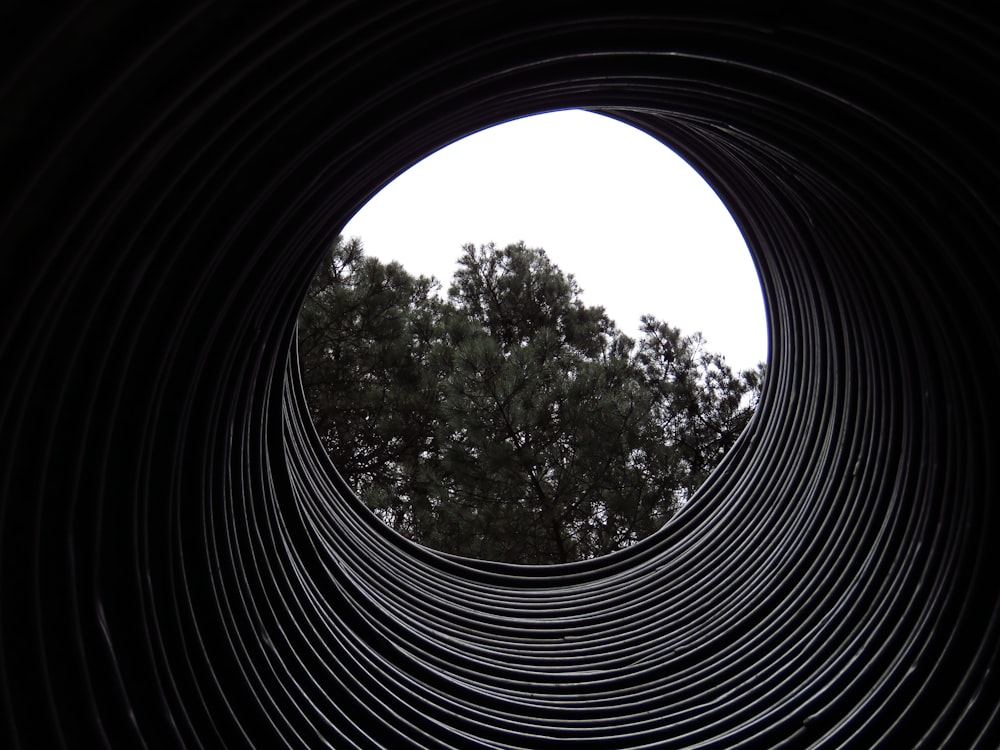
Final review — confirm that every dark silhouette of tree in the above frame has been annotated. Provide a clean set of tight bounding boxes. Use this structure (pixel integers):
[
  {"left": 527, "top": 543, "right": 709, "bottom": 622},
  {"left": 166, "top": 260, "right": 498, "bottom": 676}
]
[
  {"left": 296, "top": 236, "right": 445, "bottom": 533},
  {"left": 298, "top": 237, "right": 764, "bottom": 563}
]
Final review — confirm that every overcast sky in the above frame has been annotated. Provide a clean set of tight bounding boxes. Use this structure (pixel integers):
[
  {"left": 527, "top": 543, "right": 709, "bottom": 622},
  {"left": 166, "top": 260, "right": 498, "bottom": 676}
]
[{"left": 340, "top": 109, "right": 768, "bottom": 373}]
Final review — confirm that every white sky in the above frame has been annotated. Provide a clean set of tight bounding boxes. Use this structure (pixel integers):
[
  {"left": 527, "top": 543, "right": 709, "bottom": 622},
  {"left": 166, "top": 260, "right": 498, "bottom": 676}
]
[{"left": 341, "top": 109, "right": 768, "bottom": 373}]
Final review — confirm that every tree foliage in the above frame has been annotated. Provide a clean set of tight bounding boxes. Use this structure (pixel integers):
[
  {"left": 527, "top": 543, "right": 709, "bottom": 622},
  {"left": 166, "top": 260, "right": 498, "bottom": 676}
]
[{"left": 298, "top": 237, "right": 764, "bottom": 563}]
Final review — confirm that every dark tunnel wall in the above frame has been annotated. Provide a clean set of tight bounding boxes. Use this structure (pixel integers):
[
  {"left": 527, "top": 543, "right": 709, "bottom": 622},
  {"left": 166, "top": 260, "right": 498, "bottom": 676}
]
[{"left": 2, "top": 2, "right": 998, "bottom": 747}]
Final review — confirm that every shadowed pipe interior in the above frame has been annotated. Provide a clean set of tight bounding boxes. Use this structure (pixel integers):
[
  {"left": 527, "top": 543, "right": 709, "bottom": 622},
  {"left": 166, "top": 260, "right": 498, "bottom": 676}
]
[{"left": 1, "top": 3, "right": 998, "bottom": 747}]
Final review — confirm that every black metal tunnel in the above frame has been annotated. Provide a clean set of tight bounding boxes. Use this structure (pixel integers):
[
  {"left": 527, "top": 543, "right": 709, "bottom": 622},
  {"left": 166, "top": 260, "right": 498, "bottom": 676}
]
[{"left": 2, "top": 2, "right": 998, "bottom": 747}]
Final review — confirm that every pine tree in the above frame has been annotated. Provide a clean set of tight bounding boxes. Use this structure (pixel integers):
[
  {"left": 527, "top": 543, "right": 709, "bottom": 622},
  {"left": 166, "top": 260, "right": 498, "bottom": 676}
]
[{"left": 298, "top": 237, "right": 764, "bottom": 563}]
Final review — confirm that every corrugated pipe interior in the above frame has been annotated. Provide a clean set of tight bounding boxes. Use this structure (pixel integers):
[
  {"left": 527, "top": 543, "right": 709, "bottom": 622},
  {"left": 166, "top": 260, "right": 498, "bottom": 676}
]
[{"left": 2, "top": 3, "right": 998, "bottom": 748}]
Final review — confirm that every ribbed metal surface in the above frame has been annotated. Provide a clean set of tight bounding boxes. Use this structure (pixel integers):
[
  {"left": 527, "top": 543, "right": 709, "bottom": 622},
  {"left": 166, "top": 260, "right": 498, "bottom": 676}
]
[{"left": 2, "top": 2, "right": 998, "bottom": 747}]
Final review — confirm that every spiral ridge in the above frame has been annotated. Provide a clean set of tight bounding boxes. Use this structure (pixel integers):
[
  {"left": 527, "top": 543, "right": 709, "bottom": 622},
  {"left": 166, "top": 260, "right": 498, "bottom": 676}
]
[{"left": 2, "top": 2, "right": 998, "bottom": 747}]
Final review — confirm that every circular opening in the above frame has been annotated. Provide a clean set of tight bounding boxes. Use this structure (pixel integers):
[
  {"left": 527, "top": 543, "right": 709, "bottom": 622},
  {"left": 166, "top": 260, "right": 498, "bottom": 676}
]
[{"left": 297, "top": 110, "right": 767, "bottom": 563}]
